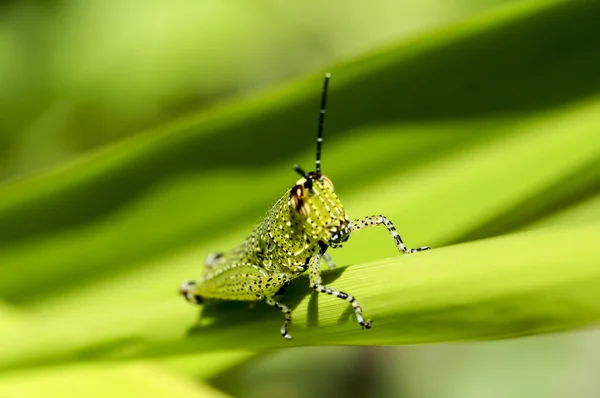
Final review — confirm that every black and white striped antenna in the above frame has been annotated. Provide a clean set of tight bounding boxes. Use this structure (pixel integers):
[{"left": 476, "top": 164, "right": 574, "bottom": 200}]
[{"left": 315, "top": 73, "right": 330, "bottom": 179}]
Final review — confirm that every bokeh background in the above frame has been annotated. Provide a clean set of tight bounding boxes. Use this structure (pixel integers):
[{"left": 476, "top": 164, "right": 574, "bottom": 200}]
[
  {"left": 0, "top": 0, "right": 514, "bottom": 183},
  {"left": 2, "top": 0, "right": 600, "bottom": 397}
]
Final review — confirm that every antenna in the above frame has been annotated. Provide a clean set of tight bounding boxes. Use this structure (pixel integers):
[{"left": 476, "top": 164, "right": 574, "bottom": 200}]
[
  {"left": 293, "top": 164, "right": 310, "bottom": 180},
  {"left": 315, "top": 73, "right": 330, "bottom": 179},
  {"left": 293, "top": 164, "right": 313, "bottom": 190}
]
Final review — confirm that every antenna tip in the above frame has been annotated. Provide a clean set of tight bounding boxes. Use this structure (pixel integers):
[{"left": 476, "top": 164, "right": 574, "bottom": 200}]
[
  {"left": 293, "top": 164, "right": 310, "bottom": 179},
  {"left": 325, "top": 72, "right": 331, "bottom": 79}
]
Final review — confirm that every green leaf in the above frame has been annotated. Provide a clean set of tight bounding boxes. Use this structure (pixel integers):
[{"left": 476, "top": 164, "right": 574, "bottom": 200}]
[{"left": 1, "top": 225, "right": 599, "bottom": 371}]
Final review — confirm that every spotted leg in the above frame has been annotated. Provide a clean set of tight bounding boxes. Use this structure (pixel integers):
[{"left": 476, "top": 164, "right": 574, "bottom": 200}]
[
  {"left": 350, "top": 215, "right": 430, "bottom": 254},
  {"left": 322, "top": 252, "right": 336, "bottom": 269},
  {"left": 262, "top": 297, "right": 293, "bottom": 339},
  {"left": 247, "top": 273, "right": 294, "bottom": 340},
  {"left": 308, "top": 254, "right": 371, "bottom": 329}
]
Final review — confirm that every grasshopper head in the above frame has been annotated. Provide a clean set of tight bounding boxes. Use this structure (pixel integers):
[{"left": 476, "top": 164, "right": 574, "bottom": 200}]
[{"left": 290, "top": 167, "right": 350, "bottom": 247}]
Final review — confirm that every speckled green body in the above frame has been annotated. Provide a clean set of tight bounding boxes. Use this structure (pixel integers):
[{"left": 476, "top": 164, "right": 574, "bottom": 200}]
[
  {"left": 180, "top": 74, "right": 430, "bottom": 339},
  {"left": 193, "top": 174, "right": 348, "bottom": 301}
]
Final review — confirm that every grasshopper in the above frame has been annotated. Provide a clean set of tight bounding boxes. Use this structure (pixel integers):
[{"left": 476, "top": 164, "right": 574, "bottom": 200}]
[{"left": 180, "top": 73, "right": 430, "bottom": 339}]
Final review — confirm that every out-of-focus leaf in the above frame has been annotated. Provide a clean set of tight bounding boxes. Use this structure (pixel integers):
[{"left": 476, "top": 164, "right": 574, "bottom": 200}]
[
  {"left": 0, "top": 301, "right": 25, "bottom": 331},
  {"left": 163, "top": 351, "right": 256, "bottom": 379},
  {"left": 0, "top": 362, "right": 232, "bottom": 398}
]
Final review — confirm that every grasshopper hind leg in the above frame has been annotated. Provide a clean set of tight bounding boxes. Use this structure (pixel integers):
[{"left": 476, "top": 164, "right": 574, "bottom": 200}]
[
  {"left": 187, "top": 264, "right": 295, "bottom": 339},
  {"left": 250, "top": 278, "right": 294, "bottom": 339},
  {"left": 179, "top": 279, "right": 292, "bottom": 338},
  {"left": 262, "top": 297, "right": 293, "bottom": 339}
]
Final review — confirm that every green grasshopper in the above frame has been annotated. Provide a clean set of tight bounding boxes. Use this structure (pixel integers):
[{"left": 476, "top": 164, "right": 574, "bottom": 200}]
[{"left": 180, "top": 73, "right": 430, "bottom": 339}]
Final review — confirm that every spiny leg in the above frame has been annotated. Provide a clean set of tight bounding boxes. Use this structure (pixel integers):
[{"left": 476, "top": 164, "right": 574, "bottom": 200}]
[
  {"left": 308, "top": 254, "right": 371, "bottom": 329},
  {"left": 350, "top": 215, "right": 431, "bottom": 254},
  {"left": 322, "top": 252, "right": 336, "bottom": 269},
  {"left": 247, "top": 273, "right": 294, "bottom": 339},
  {"left": 263, "top": 297, "right": 293, "bottom": 340},
  {"left": 313, "top": 283, "right": 371, "bottom": 329}
]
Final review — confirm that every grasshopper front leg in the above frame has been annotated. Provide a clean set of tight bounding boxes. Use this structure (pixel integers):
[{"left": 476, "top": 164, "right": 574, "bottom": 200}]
[{"left": 349, "top": 215, "right": 430, "bottom": 254}]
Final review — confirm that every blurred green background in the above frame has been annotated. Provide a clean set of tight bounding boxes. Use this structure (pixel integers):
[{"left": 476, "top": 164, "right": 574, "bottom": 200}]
[
  {"left": 2, "top": 0, "right": 600, "bottom": 397},
  {"left": 0, "top": 0, "right": 512, "bottom": 183}
]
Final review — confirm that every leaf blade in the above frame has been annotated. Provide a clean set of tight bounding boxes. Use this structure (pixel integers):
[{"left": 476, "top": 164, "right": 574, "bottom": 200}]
[{"left": 1, "top": 225, "right": 599, "bottom": 370}]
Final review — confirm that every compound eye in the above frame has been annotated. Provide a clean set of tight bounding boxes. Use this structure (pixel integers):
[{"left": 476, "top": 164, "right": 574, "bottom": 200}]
[
  {"left": 290, "top": 184, "right": 310, "bottom": 217},
  {"left": 321, "top": 175, "right": 334, "bottom": 191}
]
